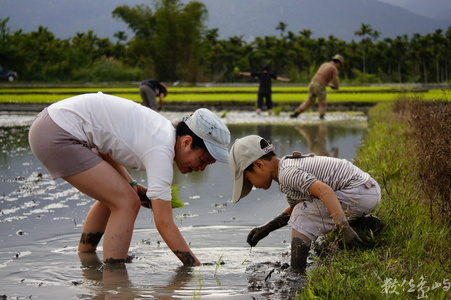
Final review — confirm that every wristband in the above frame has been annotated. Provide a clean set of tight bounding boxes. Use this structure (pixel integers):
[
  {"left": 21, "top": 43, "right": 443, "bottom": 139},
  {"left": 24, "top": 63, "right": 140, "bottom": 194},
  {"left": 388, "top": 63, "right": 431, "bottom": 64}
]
[{"left": 130, "top": 180, "right": 138, "bottom": 187}]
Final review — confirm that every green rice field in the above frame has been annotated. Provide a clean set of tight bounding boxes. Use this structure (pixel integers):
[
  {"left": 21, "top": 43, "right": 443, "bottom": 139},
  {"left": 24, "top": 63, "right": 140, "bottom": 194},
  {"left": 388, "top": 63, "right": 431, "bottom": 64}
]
[{"left": 0, "top": 85, "right": 448, "bottom": 104}]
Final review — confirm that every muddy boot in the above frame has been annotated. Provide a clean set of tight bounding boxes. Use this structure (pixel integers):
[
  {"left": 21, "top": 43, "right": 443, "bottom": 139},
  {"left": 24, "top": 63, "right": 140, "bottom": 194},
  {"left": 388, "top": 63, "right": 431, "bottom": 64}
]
[
  {"left": 350, "top": 215, "right": 384, "bottom": 233},
  {"left": 291, "top": 237, "right": 310, "bottom": 272}
]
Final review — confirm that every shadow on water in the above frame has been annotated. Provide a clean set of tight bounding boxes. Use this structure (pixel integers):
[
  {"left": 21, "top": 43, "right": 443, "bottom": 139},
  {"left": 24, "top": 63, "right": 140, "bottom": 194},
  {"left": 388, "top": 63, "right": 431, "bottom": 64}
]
[{"left": 0, "top": 113, "right": 366, "bottom": 299}]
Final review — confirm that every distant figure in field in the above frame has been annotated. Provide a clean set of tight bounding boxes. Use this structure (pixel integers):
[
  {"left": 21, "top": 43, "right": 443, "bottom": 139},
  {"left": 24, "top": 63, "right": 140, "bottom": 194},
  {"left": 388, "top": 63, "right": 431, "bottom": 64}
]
[
  {"left": 290, "top": 54, "right": 344, "bottom": 119},
  {"left": 139, "top": 78, "right": 168, "bottom": 111},
  {"left": 239, "top": 65, "right": 290, "bottom": 115}
]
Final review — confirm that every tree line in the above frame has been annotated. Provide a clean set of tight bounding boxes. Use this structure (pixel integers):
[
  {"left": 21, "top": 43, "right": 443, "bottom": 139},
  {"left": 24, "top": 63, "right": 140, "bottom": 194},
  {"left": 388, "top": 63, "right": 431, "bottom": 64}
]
[{"left": 1, "top": 0, "right": 450, "bottom": 84}]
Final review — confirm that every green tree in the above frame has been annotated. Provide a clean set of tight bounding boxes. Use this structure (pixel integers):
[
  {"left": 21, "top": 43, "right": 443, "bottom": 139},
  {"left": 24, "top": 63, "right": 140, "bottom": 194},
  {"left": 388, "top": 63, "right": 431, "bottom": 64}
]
[
  {"left": 275, "top": 22, "right": 287, "bottom": 38},
  {"left": 354, "top": 23, "right": 379, "bottom": 82},
  {"left": 113, "top": 0, "right": 207, "bottom": 82},
  {"left": 0, "top": 18, "right": 14, "bottom": 67}
]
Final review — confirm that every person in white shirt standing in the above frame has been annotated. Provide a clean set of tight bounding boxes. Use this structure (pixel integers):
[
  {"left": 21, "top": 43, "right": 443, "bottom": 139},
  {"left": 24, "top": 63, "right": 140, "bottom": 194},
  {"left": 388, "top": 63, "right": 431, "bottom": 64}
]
[{"left": 28, "top": 92, "right": 230, "bottom": 266}]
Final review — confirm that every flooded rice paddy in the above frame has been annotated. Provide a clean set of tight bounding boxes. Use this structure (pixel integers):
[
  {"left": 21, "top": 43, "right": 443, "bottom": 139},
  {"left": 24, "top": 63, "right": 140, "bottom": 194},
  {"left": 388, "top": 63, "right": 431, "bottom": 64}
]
[{"left": 0, "top": 111, "right": 367, "bottom": 299}]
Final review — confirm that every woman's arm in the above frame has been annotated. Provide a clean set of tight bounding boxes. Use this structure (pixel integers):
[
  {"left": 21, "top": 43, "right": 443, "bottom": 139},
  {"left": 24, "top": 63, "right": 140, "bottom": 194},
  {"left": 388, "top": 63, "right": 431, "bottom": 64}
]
[
  {"left": 99, "top": 152, "right": 138, "bottom": 190},
  {"left": 151, "top": 199, "right": 201, "bottom": 266}
]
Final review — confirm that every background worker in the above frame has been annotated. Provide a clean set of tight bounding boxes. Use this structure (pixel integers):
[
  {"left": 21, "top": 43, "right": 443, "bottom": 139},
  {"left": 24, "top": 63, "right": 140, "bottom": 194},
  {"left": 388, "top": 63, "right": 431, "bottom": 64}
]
[
  {"left": 291, "top": 54, "right": 344, "bottom": 119},
  {"left": 29, "top": 92, "right": 231, "bottom": 266},
  {"left": 139, "top": 78, "right": 168, "bottom": 111},
  {"left": 239, "top": 65, "right": 290, "bottom": 114}
]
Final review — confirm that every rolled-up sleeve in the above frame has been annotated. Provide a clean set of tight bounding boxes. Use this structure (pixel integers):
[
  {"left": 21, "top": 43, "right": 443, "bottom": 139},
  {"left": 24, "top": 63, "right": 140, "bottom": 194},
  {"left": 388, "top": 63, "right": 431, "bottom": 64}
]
[{"left": 143, "top": 147, "right": 174, "bottom": 201}]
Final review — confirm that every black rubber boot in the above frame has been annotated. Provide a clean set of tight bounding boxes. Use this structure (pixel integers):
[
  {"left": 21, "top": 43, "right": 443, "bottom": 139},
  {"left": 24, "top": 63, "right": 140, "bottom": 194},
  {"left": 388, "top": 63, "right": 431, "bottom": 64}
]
[
  {"left": 350, "top": 215, "right": 384, "bottom": 233},
  {"left": 291, "top": 237, "right": 310, "bottom": 272}
]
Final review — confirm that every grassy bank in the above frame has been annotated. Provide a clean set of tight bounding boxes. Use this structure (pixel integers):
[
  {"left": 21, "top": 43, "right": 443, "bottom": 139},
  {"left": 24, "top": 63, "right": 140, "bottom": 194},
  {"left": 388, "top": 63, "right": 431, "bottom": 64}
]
[{"left": 297, "top": 99, "right": 450, "bottom": 299}]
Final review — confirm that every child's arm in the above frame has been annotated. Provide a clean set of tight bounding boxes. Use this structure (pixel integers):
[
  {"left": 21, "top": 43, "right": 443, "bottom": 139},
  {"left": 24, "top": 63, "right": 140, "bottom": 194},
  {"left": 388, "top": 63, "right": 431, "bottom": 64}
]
[
  {"left": 308, "top": 180, "right": 362, "bottom": 247},
  {"left": 247, "top": 206, "right": 293, "bottom": 247},
  {"left": 239, "top": 72, "right": 252, "bottom": 77}
]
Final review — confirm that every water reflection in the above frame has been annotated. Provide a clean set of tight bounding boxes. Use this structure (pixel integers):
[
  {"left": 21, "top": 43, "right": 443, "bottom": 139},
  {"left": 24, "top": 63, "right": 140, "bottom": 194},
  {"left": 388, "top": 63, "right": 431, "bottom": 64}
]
[
  {"left": 294, "top": 122, "right": 339, "bottom": 157},
  {"left": 78, "top": 252, "right": 196, "bottom": 300},
  {"left": 257, "top": 124, "right": 273, "bottom": 143}
]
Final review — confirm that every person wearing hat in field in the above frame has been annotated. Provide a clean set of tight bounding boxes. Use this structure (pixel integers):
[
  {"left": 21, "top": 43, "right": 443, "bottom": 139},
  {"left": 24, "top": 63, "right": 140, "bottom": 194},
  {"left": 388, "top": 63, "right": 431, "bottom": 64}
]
[
  {"left": 229, "top": 135, "right": 382, "bottom": 271},
  {"left": 139, "top": 78, "right": 168, "bottom": 111},
  {"left": 29, "top": 92, "right": 230, "bottom": 266},
  {"left": 239, "top": 65, "right": 290, "bottom": 115},
  {"left": 290, "top": 54, "right": 344, "bottom": 119}
]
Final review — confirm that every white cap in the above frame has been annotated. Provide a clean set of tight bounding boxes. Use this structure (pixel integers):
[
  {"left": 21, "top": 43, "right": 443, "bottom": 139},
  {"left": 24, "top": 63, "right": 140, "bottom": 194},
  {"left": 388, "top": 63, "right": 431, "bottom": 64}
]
[
  {"left": 229, "top": 135, "right": 275, "bottom": 203},
  {"left": 183, "top": 108, "right": 230, "bottom": 163}
]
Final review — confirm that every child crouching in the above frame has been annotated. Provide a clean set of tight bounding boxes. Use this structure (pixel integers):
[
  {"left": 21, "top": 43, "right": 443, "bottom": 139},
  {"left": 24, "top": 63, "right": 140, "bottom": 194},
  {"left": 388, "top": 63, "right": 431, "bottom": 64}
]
[{"left": 229, "top": 135, "right": 382, "bottom": 271}]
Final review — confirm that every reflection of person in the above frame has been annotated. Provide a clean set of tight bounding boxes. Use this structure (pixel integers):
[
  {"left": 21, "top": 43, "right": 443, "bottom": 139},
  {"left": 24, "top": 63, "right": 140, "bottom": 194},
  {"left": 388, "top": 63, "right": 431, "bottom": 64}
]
[
  {"left": 139, "top": 78, "right": 168, "bottom": 111},
  {"left": 78, "top": 252, "right": 135, "bottom": 299},
  {"left": 78, "top": 252, "right": 193, "bottom": 300},
  {"left": 239, "top": 65, "right": 290, "bottom": 114},
  {"left": 229, "top": 135, "right": 382, "bottom": 271},
  {"left": 294, "top": 123, "right": 339, "bottom": 157},
  {"left": 29, "top": 92, "right": 230, "bottom": 266},
  {"left": 290, "top": 54, "right": 344, "bottom": 119},
  {"left": 257, "top": 124, "right": 273, "bottom": 143}
]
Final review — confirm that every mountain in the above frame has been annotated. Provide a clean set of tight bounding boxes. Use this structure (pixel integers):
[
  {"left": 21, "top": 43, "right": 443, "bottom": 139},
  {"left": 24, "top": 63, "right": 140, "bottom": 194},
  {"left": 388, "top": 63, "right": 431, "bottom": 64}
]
[
  {"left": 201, "top": 0, "right": 450, "bottom": 41},
  {"left": 1, "top": 0, "right": 449, "bottom": 42},
  {"left": 378, "top": 0, "right": 451, "bottom": 20}
]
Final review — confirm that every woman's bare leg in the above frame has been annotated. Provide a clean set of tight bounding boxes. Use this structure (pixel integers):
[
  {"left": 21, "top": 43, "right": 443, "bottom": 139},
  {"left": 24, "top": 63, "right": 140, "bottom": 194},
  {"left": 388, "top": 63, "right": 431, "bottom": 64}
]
[
  {"left": 64, "top": 160, "right": 140, "bottom": 262},
  {"left": 78, "top": 201, "right": 110, "bottom": 252}
]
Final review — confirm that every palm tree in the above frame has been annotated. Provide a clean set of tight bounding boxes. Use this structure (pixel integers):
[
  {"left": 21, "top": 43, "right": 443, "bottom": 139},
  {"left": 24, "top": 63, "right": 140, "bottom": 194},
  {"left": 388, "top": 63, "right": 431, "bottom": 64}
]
[
  {"left": 354, "top": 23, "right": 378, "bottom": 81},
  {"left": 113, "top": 31, "right": 128, "bottom": 44},
  {"left": 275, "top": 22, "right": 288, "bottom": 38}
]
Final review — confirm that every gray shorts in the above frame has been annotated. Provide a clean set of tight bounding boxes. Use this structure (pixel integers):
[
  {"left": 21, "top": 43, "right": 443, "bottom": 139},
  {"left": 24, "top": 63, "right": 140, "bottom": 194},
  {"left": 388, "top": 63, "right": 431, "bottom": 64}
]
[
  {"left": 288, "top": 179, "right": 381, "bottom": 241},
  {"left": 28, "top": 109, "right": 102, "bottom": 179}
]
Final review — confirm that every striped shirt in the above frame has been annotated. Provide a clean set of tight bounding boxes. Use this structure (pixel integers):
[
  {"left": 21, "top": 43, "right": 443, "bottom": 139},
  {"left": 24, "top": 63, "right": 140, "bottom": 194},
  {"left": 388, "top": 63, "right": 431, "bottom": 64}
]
[{"left": 278, "top": 153, "right": 370, "bottom": 207}]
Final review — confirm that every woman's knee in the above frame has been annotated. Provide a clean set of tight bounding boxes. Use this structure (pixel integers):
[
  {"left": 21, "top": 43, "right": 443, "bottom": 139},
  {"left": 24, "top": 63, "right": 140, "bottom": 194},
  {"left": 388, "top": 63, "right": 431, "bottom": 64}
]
[
  {"left": 123, "top": 191, "right": 141, "bottom": 214},
  {"left": 108, "top": 189, "right": 141, "bottom": 216}
]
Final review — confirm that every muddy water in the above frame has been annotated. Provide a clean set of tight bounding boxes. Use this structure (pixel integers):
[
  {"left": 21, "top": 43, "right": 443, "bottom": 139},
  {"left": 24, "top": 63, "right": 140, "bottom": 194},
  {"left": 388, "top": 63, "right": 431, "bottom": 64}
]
[{"left": 0, "top": 111, "right": 367, "bottom": 299}]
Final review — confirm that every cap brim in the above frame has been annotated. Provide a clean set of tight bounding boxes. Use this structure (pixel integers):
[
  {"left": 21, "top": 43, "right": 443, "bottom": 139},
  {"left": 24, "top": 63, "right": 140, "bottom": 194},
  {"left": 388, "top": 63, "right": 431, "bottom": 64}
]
[
  {"left": 231, "top": 171, "right": 253, "bottom": 203},
  {"left": 205, "top": 141, "right": 229, "bottom": 163}
]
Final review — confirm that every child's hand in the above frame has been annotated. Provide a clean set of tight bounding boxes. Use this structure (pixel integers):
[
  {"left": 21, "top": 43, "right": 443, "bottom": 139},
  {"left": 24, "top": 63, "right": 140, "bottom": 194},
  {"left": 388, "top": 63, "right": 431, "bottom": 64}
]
[{"left": 247, "top": 225, "right": 270, "bottom": 246}]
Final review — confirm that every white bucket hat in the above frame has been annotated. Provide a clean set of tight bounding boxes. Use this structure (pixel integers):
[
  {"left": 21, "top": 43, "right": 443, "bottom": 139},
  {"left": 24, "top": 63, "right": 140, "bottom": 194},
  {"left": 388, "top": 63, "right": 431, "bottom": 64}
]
[
  {"left": 182, "top": 108, "right": 230, "bottom": 163},
  {"left": 229, "top": 135, "right": 275, "bottom": 203},
  {"left": 332, "top": 54, "right": 344, "bottom": 65}
]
